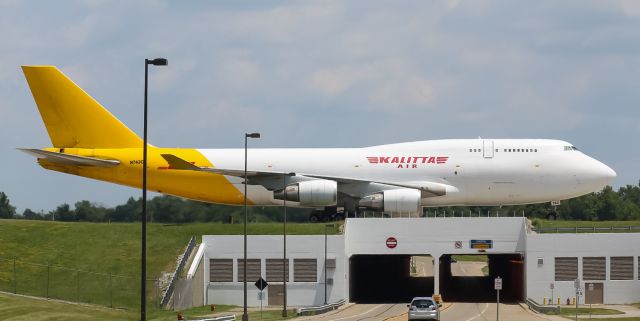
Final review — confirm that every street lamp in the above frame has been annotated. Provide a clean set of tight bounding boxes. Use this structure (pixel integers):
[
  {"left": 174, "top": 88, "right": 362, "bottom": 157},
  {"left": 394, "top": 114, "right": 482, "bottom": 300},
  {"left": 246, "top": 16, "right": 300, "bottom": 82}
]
[
  {"left": 243, "top": 132, "right": 260, "bottom": 321},
  {"left": 282, "top": 173, "right": 288, "bottom": 318},
  {"left": 324, "top": 224, "right": 332, "bottom": 305},
  {"left": 141, "top": 57, "right": 167, "bottom": 321}
]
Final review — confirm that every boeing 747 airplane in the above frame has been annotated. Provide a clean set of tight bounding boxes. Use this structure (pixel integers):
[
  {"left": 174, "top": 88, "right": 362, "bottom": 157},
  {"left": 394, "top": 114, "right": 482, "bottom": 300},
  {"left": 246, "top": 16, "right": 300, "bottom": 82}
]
[{"left": 20, "top": 66, "right": 616, "bottom": 220}]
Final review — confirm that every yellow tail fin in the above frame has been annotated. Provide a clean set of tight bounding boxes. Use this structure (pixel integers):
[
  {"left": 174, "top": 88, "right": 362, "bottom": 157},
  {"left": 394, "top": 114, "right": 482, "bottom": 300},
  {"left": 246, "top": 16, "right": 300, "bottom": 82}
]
[{"left": 22, "top": 66, "right": 142, "bottom": 148}]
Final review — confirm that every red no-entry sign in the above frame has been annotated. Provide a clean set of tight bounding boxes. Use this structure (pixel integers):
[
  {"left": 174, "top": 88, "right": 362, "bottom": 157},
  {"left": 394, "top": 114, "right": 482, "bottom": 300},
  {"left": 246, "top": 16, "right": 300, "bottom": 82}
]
[{"left": 386, "top": 237, "right": 397, "bottom": 249}]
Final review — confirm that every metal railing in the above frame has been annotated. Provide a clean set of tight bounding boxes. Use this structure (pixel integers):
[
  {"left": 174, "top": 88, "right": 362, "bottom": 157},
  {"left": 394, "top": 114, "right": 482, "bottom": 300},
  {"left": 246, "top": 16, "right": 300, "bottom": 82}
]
[
  {"left": 161, "top": 236, "right": 197, "bottom": 308},
  {"left": 526, "top": 298, "right": 560, "bottom": 314},
  {"left": 532, "top": 226, "right": 640, "bottom": 233},
  {"left": 296, "top": 299, "right": 347, "bottom": 316}
]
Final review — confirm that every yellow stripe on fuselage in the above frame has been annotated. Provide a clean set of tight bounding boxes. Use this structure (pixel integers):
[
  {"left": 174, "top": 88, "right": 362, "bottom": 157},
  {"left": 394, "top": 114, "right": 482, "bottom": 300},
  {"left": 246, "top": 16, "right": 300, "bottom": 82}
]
[{"left": 39, "top": 147, "right": 247, "bottom": 205}]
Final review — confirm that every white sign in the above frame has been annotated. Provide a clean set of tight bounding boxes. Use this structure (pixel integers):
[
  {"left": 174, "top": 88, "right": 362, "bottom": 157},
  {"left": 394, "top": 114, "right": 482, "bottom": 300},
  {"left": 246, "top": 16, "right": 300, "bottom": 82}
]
[
  {"left": 550, "top": 283, "right": 554, "bottom": 290},
  {"left": 578, "top": 288, "right": 583, "bottom": 296},
  {"left": 574, "top": 278, "right": 580, "bottom": 290},
  {"left": 494, "top": 277, "right": 502, "bottom": 290},
  {"left": 588, "top": 283, "right": 594, "bottom": 291}
]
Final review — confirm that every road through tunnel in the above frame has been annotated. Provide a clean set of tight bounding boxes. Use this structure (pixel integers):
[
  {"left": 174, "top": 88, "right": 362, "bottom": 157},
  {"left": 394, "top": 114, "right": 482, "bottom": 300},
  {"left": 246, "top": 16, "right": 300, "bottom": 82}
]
[
  {"left": 349, "top": 255, "right": 434, "bottom": 303},
  {"left": 439, "top": 254, "right": 524, "bottom": 302}
]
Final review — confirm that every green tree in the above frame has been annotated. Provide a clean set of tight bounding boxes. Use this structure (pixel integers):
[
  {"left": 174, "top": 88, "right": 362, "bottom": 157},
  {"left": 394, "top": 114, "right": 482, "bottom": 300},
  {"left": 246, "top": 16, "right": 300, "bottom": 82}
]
[
  {"left": 109, "top": 197, "right": 141, "bottom": 222},
  {"left": 22, "top": 208, "right": 43, "bottom": 220},
  {"left": 0, "top": 192, "right": 16, "bottom": 219},
  {"left": 49, "top": 203, "right": 74, "bottom": 221},
  {"left": 74, "top": 200, "right": 108, "bottom": 222}
]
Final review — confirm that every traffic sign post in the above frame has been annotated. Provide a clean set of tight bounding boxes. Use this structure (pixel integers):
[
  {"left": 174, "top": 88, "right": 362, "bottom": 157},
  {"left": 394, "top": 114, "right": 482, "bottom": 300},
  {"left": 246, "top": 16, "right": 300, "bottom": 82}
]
[
  {"left": 495, "top": 276, "right": 502, "bottom": 321},
  {"left": 574, "top": 278, "right": 580, "bottom": 321},
  {"left": 550, "top": 283, "right": 555, "bottom": 305},
  {"left": 255, "top": 278, "right": 268, "bottom": 319}
]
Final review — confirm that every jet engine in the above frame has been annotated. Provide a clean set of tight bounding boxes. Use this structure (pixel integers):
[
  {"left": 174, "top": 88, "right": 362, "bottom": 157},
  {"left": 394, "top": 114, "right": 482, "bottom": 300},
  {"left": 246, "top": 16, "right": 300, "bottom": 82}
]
[
  {"left": 358, "top": 188, "right": 421, "bottom": 213},
  {"left": 274, "top": 179, "right": 338, "bottom": 206}
]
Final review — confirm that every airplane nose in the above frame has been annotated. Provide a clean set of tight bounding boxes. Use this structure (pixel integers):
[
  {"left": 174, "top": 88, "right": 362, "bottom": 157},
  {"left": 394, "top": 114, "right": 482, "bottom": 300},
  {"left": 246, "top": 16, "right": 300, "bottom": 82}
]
[
  {"left": 600, "top": 163, "right": 617, "bottom": 182},
  {"left": 581, "top": 159, "right": 616, "bottom": 187}
]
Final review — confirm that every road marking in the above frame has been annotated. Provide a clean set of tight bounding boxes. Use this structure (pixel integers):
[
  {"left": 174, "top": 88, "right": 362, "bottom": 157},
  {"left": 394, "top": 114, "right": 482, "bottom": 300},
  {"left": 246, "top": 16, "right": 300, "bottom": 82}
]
[
  {"left": 464, "top": 303, "right": 489, "bottom": 321},
  {"left": 328, "top": 304, "right": 386, "bottom": 321}
]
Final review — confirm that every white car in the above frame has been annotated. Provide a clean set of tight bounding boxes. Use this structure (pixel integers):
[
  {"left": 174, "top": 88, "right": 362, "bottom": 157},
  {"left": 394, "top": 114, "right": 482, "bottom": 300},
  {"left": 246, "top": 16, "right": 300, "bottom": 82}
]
[{"left": 407, "top": 297, "right": 440, "bottom": 321}]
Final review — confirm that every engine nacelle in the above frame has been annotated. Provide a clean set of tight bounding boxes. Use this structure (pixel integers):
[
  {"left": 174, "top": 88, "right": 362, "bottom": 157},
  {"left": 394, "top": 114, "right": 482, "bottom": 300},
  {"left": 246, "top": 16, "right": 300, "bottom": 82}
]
[
  {"left": 274, "top": 179, "right": 338, "bottom": 206},
  {"left": 359, "top": 188, "right": 421, "bottom": 213}
]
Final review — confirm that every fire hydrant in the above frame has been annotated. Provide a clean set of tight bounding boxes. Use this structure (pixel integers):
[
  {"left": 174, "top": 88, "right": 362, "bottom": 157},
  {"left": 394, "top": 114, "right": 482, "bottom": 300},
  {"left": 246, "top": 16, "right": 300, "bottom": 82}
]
[
  {"left": 211, "top": 304, "right": 216, "bottom": 311},
  {"left": 566, "top": 298, "right": 571, "bottom": 305},
  {"left": 177, "top": 313, "right": 184, "bottom": 320}
]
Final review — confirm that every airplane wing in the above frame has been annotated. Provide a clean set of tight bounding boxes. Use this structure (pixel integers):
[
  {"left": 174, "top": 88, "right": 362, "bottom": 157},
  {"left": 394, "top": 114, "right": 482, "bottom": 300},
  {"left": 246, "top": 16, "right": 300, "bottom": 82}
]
[
  {"left": 19, "top": 148, "right": 120, "bottom": 167},
  {"left": 160, "top": 154, "right": 449, "bottom": 197},
  {"left": 160, "top": 153, "right": 290, "bottom": 177}
]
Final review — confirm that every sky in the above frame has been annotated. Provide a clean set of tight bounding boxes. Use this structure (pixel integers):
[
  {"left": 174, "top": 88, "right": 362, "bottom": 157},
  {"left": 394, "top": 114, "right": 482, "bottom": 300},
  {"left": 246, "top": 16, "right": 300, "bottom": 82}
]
[{"left": 0, "top": 0, "right": 639, "bottom": 213}]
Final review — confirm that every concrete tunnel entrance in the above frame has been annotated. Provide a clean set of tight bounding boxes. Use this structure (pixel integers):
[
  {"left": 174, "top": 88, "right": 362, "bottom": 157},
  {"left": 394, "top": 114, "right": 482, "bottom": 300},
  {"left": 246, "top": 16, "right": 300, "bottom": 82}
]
[
  {"left": 349, "top": 254, "right": 524, "bottom": 303},
  {"left": 349, "top": 255, "right": 434, "bottom": 303},
  {"left": 439, "top": 254, "right": 524, "bottom": 302}
]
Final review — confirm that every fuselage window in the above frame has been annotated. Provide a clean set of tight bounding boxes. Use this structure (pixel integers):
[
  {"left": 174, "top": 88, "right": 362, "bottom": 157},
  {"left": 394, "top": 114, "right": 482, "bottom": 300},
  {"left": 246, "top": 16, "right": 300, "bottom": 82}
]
[
  {"left": 526, "top": 149, "right": 529, "bottom": 152},
  {"left": 535, "top": 148, "right": 538, "bottom": 152},
  {"left": 469, "top": 149, "right": 472, "bottom": 152}
]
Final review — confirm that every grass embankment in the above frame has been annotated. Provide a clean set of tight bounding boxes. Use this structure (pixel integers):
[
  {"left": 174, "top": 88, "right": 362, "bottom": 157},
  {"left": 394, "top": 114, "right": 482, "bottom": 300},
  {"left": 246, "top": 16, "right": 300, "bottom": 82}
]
[
  {"left": 451, "top": 255, "right": 488, "bottom": 262},
  {"left": 532, "top": 219, "right": 640, "bottom": 232},
  {"left": 551, "top": 307, "right": 624, "bottom": 316},
  {"left": 545, "top": 307, "right": 631, "bottom": 321},
  {"left": 0, "top": 220, "right": 338, "bottom": 310},
  {"left": 0, "top": 292, "right": 296, "bottom": 321}
]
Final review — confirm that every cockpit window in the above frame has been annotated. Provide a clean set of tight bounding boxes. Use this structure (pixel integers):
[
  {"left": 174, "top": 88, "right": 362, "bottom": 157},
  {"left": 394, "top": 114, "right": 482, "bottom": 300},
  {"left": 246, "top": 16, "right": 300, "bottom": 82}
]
[{"left": 564, "top": 146, "right": 579, "bottom": 151}]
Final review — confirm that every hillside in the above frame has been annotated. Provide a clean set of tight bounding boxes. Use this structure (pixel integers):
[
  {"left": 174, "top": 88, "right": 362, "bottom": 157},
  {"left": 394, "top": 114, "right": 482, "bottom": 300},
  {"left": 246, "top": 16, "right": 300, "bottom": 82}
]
[{"left": 0, "top": 219, "right": 338, "bottom": 309}]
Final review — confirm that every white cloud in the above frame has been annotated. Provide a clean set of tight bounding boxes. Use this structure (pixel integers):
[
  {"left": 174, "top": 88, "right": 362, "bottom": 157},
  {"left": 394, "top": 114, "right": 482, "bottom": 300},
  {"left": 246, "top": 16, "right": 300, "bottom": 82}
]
[
  {"left": 615, "top": 0, "right": 640, "bottom": 17},
  {"left": 309, "top": 60, "right": 436, "bottom": 110},
  {"left": 369, "top": 75, "right": 435, "bottom": 109}
]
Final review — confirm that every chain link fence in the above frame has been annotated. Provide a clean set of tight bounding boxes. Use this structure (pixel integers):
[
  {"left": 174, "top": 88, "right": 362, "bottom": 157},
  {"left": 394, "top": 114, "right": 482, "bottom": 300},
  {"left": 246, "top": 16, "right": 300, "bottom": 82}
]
[{"left": 0, "top": 257, "right": 161, "bottom": 310}]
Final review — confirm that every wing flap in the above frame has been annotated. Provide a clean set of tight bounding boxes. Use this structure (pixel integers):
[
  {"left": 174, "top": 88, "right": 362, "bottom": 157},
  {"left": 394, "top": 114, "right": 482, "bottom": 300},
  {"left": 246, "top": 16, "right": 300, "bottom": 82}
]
[{"left": 19, "top": 148, "right": 120, "bottom": 167}]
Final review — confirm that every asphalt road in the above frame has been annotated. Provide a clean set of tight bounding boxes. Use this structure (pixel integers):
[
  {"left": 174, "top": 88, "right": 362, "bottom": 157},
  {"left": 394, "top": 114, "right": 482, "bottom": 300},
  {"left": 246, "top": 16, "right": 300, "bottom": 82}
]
[
  {"left": 303, "top": 260, "right": 547, "bottom": 321},
  {"left": 299, "top": 303, "right": 407, "bottom": 321}
]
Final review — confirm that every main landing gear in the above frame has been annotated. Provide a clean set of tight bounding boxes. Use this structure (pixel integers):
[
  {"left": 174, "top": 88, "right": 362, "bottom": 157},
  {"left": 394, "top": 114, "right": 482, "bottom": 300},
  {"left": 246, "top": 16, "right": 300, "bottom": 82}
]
[{"left": 309, "top": 207, "right": 345, "bottom": 223}]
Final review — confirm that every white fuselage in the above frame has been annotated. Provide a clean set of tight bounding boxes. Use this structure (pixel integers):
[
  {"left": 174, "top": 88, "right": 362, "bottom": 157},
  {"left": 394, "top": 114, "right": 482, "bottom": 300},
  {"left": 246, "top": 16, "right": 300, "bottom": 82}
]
[{"left": 198, "top": 139, "right": 616, "bottom": 207}]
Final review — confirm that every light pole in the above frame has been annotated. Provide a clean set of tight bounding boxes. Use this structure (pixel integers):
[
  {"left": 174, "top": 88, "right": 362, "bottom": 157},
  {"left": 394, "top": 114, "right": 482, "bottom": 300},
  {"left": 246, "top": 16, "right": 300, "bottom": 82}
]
[
  {"left": 324, "top": 224, "right": 332, "bottom": 305},
  {"left": 243, "top": 132, "right": 260, "bottom": 321},
  {"left": 282, "top": 173, "right": 288, "bottom": 318},
  {"left": 142, "top": 57, "right": 167, "bottom": 321}
]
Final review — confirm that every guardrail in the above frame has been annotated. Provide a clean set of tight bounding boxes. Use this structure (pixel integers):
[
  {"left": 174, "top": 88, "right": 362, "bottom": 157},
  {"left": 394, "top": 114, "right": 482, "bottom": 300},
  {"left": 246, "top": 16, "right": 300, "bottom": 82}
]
[
  {"left": 186, "top": 315, "right": 235, "bottom": 321},
  {"left": 296, "top": 299, "right": 347, "bottom": 316},
  {"left": 526, "top": 298, "right": 560, "bottom": 315},
  {"left": 532, "top": 226, "right": 640, "bottom": 233},
  {"left": 161, "top": 236, "right": 197, "bottom": 308}
]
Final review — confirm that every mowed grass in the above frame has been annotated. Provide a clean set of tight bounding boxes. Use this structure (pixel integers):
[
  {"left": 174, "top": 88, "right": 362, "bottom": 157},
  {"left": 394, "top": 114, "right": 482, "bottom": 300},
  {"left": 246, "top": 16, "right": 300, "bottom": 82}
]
[
  {"left": 451, "top": 255, "right": 488, "bottom": 262},
  {"left": 533, "top": 219, "right": 640, "bottom": 230},
  {"left": 0, "top": 219, "right": 339, "bottom": 309},
  {"left": 0, "top": 292, "right": 296, "bottom": 321},
  {"left": 554, "top": 307, "right": 624, "bottom": 315}
]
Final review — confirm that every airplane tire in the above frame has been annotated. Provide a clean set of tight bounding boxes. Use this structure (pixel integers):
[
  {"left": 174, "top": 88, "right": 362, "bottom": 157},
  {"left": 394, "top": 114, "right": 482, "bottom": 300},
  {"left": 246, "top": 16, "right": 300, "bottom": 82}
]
[
  {"left": 309, "top": 213, "right": 320, "bottom": 223},
  {"left": 546, "top": 212, "right": 557, "bottom": 220}
]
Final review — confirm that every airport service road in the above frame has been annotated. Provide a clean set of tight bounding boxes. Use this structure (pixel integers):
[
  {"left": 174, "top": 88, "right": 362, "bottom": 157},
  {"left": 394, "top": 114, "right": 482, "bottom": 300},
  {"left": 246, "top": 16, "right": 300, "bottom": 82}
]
[
  {"left": 300, "top": 303, "right": 407, "bottom": 321},
  {"left": 442, "top": 302, "right": 555, "bottom": 321}
]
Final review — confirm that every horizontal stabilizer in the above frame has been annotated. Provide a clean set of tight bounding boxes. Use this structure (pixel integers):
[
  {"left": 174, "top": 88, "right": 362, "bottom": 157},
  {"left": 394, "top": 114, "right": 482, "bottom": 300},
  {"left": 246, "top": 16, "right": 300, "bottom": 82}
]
[{"left": 19, "top": 148, "right": 120, "bottom": 167}]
